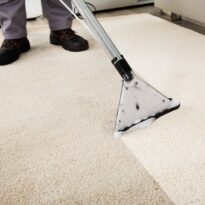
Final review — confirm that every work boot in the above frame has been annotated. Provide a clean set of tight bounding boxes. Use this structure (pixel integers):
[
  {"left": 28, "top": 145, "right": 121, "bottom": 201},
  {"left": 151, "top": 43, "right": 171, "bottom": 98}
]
[
  {"left": 50, "top": 28, "right": 89, "bottom": 52},
  {"left": 0, "top": 37, "right": 30, "bottom": 66}
]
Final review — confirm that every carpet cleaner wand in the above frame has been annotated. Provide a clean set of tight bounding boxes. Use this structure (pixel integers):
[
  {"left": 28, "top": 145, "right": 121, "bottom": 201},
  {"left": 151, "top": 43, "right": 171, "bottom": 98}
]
[{"left": 60, "top": 0, "right": 180, "bottom": 137}]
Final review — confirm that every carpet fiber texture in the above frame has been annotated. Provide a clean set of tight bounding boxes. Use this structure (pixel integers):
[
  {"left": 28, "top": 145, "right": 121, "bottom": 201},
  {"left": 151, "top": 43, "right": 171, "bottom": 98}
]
[
  {"left": 0, "top": 13, "right": 204, "bottom": 205},
  {"left": 0, "top": 14, "right": 175, "bottom": 205},
  {"left": 118, "top": 14, "right": 205, "bottom": 205}
]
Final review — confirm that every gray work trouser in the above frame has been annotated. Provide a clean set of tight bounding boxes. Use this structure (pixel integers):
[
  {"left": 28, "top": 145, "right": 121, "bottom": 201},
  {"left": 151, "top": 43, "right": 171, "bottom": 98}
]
[{"left": 0, "top": 0, "right": 73, "bottom": 39}]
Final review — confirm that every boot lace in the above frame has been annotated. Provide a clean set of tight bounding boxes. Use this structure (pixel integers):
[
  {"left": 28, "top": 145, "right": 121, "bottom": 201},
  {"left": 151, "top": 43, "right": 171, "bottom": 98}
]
[{"left": 61, "top": 29, "right": 76, "bottom": 39}]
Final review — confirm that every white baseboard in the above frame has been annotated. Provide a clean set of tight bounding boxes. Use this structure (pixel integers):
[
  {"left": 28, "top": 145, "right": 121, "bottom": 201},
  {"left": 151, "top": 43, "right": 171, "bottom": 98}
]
[{"left": 26, "top": 0, "right": 42, "bottom": 19}]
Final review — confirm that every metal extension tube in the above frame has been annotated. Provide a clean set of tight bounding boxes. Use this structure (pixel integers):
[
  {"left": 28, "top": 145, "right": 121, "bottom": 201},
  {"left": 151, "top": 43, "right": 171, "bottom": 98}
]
[
  {"left": 71, "top": 0, "right": 122, "bottom": 60},
  {"left": 60, "top": 0, "right": 134, "bottom": 80}
]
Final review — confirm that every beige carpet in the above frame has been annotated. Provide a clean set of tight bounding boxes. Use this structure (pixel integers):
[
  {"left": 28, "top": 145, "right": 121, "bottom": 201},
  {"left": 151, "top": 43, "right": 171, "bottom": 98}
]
[
  {"left": 0, "top": 13, "right": 204, "bottom": 205},
  {"left": 119, "top": 14, "right": 205, "bottom": 205},
  {"left": 0, "top": 14, "right": 175, "bottom": 205}
]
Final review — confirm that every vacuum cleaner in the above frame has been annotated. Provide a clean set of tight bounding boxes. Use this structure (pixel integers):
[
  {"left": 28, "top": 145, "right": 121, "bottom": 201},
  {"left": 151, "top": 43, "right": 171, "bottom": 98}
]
[{"left": 60, "top": 0, "right": 180, "bottom": 137}]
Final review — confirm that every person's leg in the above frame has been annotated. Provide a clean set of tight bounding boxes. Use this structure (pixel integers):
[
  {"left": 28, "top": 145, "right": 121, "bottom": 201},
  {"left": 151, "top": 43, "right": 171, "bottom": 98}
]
[
  {"left": 41, "top": 0, "right": 89, "bottom": 52},
  {"left": 41, "top": 0, "right": 73, "bottom": 31},
  {"left": 0, "top": 0, "right": 30, "bottom": 65},
  {"left": 0, "top": 0, "right": 27, "bottom": 39}
]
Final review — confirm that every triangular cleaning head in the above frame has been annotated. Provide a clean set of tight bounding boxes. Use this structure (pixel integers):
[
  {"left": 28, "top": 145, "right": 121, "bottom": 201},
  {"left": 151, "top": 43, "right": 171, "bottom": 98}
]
[{"left": 114, "top": 75, "right": 180, "bottom": 137}]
